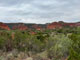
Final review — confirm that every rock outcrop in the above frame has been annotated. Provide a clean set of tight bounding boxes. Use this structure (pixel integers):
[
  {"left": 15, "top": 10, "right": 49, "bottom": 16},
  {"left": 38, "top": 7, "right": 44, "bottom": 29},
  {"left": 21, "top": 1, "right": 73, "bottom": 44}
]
[
  {"left": 12, "top": 24, "right": 28, "bottom": 30},
  {"left": 0, "top": 22, "right": 10, "bottom": 30},
  {"left": 47, "top": 22, "right": 62, "bottom": 29},
  {"left": 32, "top": 24, "right": 41, "bottom": 30}
]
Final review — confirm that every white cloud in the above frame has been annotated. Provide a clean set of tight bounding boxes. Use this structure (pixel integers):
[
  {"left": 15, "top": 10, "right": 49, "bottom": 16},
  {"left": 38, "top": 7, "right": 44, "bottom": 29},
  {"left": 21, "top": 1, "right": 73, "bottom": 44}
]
[{"left": 0, "top": 0, "right": 80, "bottom": 24}]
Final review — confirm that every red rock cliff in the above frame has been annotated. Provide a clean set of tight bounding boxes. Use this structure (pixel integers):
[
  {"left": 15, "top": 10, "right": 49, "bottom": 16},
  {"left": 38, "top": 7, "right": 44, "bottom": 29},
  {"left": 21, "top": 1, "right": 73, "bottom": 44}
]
[
  {"left": 0, "top": 22, "right": 10, "bottom": 30},
  {"left": 12, "top": 24, "right": 28, "bottom": 30},
  {"left": 47, "top": 22, "right": 62, "bottom": 29}
]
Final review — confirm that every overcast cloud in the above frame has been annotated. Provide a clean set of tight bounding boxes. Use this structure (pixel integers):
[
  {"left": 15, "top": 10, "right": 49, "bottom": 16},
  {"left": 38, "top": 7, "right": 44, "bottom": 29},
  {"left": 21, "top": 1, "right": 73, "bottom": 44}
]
[{"left": 0, "top": 0, "right": 80, "bottom": 24}]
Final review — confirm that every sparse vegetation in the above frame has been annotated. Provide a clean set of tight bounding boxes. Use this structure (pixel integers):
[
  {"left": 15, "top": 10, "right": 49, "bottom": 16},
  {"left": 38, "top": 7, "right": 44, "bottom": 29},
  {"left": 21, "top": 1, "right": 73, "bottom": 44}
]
[{"left": 0, "top": 27, "right": 80, "bottom": 60}]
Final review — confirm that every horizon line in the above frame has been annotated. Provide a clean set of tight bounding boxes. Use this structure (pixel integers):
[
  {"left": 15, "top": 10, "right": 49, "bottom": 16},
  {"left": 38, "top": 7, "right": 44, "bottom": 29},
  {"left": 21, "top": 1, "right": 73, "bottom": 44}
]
[{"left": 0, "top": 21, "right": 80, "bottom": 24}]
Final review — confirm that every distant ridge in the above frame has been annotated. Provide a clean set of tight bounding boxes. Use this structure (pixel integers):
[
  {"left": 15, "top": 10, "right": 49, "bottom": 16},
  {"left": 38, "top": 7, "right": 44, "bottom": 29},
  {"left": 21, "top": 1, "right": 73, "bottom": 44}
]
[{"left": 0, "top": 21, "right": 80, "bottom": 30}]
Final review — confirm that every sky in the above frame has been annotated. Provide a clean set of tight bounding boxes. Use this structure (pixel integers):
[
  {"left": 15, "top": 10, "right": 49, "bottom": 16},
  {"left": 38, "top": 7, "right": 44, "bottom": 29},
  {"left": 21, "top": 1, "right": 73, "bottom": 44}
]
[{"left": 0, "top": 0, "right": 80, "bottom": 24}]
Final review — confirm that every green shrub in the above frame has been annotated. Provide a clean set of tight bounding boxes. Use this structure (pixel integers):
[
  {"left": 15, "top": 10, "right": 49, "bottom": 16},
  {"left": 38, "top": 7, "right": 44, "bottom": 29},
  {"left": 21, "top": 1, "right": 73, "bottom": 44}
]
[{"left": 47, "top": 34, "right": 72, "bottom": 59}]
